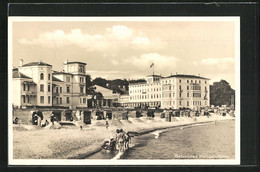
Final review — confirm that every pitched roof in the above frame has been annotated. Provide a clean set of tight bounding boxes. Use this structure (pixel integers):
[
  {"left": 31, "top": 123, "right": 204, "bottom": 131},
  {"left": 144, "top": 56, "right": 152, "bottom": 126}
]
[
  {"left": 65, "top": 61, "right": 87, "bottom": 65},
  {"left": 52, "top": 76, "right": 63, "bottom": 82},
  {"left": 22, "top": 61, "right": 52, "bottom": 67},
  {"left": 52, "top": 71, "right": 73, "bottom": 75},
  {"left": 12, "top": 70, "right": 32, "bottom": 79},
  {"left": 146, "top": 74, "right": 161, "bottom": 77},
  {"left": 163, "top": 74, "right": 209, "bottom": 80}
]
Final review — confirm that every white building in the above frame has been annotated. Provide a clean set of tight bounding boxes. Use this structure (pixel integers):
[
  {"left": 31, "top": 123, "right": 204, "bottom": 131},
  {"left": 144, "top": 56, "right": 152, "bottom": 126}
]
[
  {"left": 88, "top": 85, "right": 120, "bottom": 108},
  {"left": 125, "top": 74, "right": 210, "bottom": 110},
  {"left": 12, "top": 60, "right": 88, "bottom": 109}
]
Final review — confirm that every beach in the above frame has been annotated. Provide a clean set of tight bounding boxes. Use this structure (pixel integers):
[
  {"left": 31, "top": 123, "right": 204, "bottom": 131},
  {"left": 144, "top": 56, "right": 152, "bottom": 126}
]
[{"left": 12, "top": 114, "right": 234, "bottom": 159}]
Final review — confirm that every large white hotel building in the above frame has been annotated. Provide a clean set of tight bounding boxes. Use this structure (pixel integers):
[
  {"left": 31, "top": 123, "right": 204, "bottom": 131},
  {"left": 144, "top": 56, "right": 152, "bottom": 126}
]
[{"left": 121, "top": 74, "right": 210, "bottom": 110}]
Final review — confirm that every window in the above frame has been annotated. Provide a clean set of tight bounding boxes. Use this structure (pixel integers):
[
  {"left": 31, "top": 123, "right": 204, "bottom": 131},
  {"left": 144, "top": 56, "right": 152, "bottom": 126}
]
[
  {"left": 205, "top": 81, "right": 207, "bottom": 84},
  {"left": 199, "top": 80, "right": 201, "bottom": 84},
  {"left": 60, "top": 87, "right": 62, "bottom": 93},
  {"left": 187, "top": 80, "right": 189, "bottom": 83},
  {"left": 48, "top": 73, "right": 51, "bottom": 80},
  {"left": 40, "top": 96, "right": 44, "bottom": 104},
  {"left": 179, "top": 101, "right": 182, "bottom": 105},
  {"left": 66, "top": 77, "right": 70, "bottom": 82},
  {"left": 40, "top": 84, "right": 44, "bottom": 92},
  {"left": 48, "top": 96, "right": 51, "bottom": 104},
  {"left": 83, "top": 98, "right": 86, "bottom": 103},
  {"left": 187, "top": 101, "right": 189, "bottom": 106},
  {"left": 48, "top": 85, "right": 51, "bottom": 92},
  {"left": 173, "top": 93, "right": 175, "bottom": 97},
  {"left": 179, "top": 93, "right": 182, "bottom": 97},
  {"left": 80, "top": 87, "right": 84, "bottom": 93},
  {"left": 193, "top": 93, "right": 201, "bottom": 97},
  {"left": 187, "top": 93, "right": 189, "bottom": 97},
  {"left": 179, "top": 86, "right": 181, "bottom": 90},
  {"left": 187, "top": 86, "right": 189, "bottom": 90},
  {"left": 66, "top": 97, "right": 70, "bottom": 104},
  {"left": 23, "top": 96, "right": 26, "bottom": 103},
  {"left": 67, "top": 86, "right": 70, "bottom": 93},
  {"left": 191, "top": 80, "right": 193, "bottom": 83},
  {"left": 179, "top": 79, "right": 181, "bottom": 83},
  {"left": 40, "top": 73, "right": 44, "bottom": 80},
  {"left": 23, "top": 84, "right": 26, "bottom": 91},
  {"left": 60, "top": 98, "right": 62, "bottom": 104},
  {"left": 195, "top": 80, "right": 197, "bottom": 84}
]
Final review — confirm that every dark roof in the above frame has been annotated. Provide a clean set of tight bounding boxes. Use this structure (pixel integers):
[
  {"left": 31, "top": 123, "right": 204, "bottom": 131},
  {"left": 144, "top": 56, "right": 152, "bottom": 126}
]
[
  {"left": 22, "top": 61, "right": 52, "bottom": 67},
  {"left": 65, "top": 61, "right": 87, "bottom": 65},
  {"left": 12, "top": 70, "right": 32, "bottom": 79},
  {"left": 129, "top": 82, "right": 147, "bottom": 85},
  {"left": 52, "top": 76, "right": 63, "bottom": 82},
  {"left": 146, "top": 74, "right": 161, "bottom": 77},
  {"left": 163, "top": 74, "right": 209, "bottom": 80},
  {"left": 52, "top": 71, "right": 73, "bottom": 75}
]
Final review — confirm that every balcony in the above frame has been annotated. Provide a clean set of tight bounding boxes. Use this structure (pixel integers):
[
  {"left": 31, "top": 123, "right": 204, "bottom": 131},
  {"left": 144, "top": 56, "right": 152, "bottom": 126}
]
[
  {"left": 21, "top": 90, "right": 37, "bottom": 96},
  {"left": 52, "top": 92, "right": 60, "bottom": 96},
  {"left": 79, "top": 93, "right": 87, "bottom": 96}
]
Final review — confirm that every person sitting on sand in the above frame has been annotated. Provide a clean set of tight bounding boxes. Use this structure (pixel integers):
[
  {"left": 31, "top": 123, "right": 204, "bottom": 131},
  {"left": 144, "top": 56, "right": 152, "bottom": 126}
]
[
  {"left": 41, "top": 120, "right": 49, "bottom": 127},
  {"left": 102, "top": 136, "right": 116, "bottom": 150},
  {"left": 13, "top": 117, "right": 19, "bottom": 124},
  {"left": 109, "top": 136, "right": 116, "bottom": 150}
]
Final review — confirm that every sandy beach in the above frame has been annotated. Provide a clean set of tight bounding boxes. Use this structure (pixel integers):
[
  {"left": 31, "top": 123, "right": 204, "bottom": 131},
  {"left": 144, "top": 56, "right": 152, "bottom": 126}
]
[{"left": 12, "top": 114, "right": 234, "bottom": 159}]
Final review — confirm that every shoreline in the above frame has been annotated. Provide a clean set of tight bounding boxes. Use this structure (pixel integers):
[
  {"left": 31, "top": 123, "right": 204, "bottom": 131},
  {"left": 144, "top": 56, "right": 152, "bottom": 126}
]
[{"left": 13, "top": 114, "right": 234, "bottom": 159}]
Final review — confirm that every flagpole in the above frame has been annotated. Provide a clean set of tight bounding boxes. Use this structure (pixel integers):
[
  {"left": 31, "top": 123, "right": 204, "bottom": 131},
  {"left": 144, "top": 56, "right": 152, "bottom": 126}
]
[{"left": 153, "top": 62, "right": 154, "bottom": 75}]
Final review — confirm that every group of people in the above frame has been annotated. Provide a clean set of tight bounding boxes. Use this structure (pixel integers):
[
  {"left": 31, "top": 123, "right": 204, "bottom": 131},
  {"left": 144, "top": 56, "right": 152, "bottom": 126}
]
[
  {"left": 31, "top": 110, "right": 56, "bottom": 128},
  {"left": 102, "top": 129, "right": 131, "bottom": 152}
]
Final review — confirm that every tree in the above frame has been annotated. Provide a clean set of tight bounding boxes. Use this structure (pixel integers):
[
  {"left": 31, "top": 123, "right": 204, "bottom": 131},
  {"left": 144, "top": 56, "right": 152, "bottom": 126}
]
[
  {"left": 210, "top": 80, "right": 235, "bottom": 106},
  {"left": 91, "top": 92, "right": 104, "bottom": 108}
]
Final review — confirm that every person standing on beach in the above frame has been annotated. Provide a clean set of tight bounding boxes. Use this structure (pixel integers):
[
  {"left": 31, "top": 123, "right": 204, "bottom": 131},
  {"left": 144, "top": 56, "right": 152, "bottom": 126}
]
[
  {"left": 118, "top": 129, "right": 125, "bottom": 152},
  {"left": 50, "top": 112, "right": 55, "bottom": 129},
  {"left": 105, "top": 120, "right": 109, "bottom": 130}
]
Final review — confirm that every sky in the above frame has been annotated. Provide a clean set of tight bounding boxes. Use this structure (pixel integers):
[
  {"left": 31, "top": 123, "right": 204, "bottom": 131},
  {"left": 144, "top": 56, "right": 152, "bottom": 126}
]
[{"left": 11, "top": 18, "right": 238, "bottom": 89}]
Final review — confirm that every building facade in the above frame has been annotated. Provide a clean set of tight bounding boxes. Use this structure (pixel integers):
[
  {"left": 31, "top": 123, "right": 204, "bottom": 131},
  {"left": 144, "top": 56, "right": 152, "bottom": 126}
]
[
  {"left": 124, "top": 74, "right": 210, "bottom": 110},
  {"left": 12, "top": 60, "right": 88, "bottom": 109},
  {"left": 87, "top": 85, "right": 120, "bottom": 108}
]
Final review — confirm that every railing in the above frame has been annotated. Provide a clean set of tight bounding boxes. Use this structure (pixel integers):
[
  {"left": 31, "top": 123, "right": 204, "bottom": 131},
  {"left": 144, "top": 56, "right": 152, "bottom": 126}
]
[
  {"left": 22, "top": 90, "right": 37, "bottom": 95},
  {"left": 52, "top": 92, "right": 60, "bottom": 96}
]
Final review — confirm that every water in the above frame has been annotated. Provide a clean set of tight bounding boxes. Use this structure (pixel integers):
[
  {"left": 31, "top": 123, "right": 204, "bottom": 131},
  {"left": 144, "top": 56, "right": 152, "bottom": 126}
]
[{"left": 86, "top": 120, "right": 235, "bottom": 159}]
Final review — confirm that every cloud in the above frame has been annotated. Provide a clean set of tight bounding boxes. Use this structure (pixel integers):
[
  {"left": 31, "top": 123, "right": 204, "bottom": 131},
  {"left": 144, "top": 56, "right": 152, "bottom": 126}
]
[
  {"left": 124, "top": 53, "right": 178, "bottom": 71},
  {"left": 131, "top": 36, "right": 166, "bottom": 50},
  {"left": 106, "top": 25, "right": 133, "bottom": 40},
  {"left": 201, "top": 57, "right": 234, "bottom": 65},
  {"left": 131, "top": 36, "right": 151, "bottom": 46},
  {"left": 18, "top": 25, "right": 166, "bottom": 52},
  {"left": 111, "top": 59, "right": 119, "bottom": 66},
  {"left": 194, "top": 57, "right": 235, "bottom": 70}
]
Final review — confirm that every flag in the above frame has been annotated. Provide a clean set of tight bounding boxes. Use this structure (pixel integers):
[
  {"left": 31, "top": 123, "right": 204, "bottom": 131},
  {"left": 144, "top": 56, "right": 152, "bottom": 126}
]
[{"left": 150, "top": 63, "right": 154, "bottom": 68}]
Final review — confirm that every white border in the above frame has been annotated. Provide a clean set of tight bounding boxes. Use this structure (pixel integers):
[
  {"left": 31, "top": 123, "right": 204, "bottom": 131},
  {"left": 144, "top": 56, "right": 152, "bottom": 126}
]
[{"left": 8, "top": 17, "right": 240, "bottom": 165}]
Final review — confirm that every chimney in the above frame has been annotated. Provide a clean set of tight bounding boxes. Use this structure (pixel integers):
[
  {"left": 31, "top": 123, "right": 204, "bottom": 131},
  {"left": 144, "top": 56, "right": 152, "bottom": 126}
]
[{"left": 19, "top": 59, "right": 23, "bottom": 67}]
